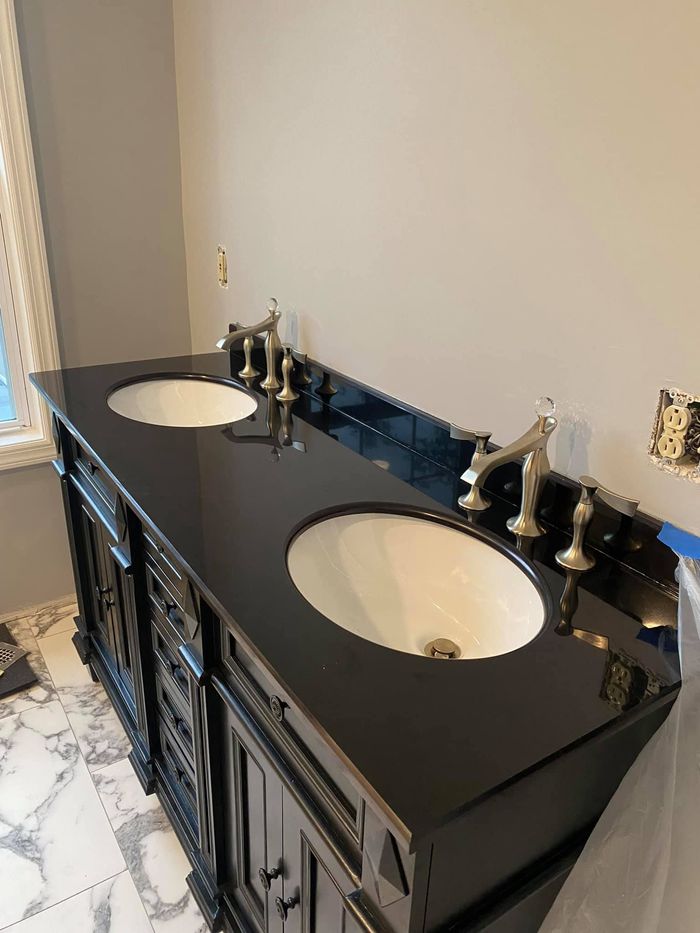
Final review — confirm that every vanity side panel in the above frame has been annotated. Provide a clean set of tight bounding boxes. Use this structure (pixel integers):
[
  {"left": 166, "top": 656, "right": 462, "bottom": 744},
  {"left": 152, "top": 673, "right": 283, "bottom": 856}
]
[{"left": 423, "top": 696, "right": 674, "bottom": 931}]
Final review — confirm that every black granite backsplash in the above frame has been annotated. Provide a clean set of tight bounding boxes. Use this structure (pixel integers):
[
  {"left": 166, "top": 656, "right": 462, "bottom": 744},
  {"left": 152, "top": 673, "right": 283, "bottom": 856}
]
[{"left": 232, "top": 339, "right": 679, "bottom": 594}]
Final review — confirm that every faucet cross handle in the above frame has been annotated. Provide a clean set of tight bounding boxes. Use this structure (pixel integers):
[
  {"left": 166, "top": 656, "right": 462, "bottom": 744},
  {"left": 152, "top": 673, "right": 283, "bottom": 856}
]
[{"left": 555, "top": 475, "right": 639, "bottom": 571}]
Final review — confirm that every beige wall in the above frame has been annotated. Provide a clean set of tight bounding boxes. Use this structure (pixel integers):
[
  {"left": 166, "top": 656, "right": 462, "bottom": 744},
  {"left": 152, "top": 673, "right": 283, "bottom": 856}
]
[
  {"left": 1, "top": 0, "right": 191, "bottom": 614},
  {"left": 174, "top": 0, "right": 700, "bottom": 533}
]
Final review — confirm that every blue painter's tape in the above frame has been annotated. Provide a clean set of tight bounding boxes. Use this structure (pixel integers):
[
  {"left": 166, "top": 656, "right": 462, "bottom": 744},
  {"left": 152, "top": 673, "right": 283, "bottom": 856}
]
[{"left": 658, "top": 523, "right": 700, "bottom": 559}]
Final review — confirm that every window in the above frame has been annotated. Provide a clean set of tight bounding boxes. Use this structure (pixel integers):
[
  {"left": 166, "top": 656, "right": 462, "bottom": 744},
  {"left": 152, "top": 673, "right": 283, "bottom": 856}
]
[
  {"left": 0, "top": 0, "right": 60, "bottom": 469},
  {"left": 0, "top": 313, "right": 16, "bottom": 423}
]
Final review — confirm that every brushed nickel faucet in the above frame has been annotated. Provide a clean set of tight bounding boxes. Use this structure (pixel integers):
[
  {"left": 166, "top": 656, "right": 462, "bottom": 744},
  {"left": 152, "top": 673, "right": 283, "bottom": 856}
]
[
  {"left": 217, "top": 298, "right": 283, "bottom": 390},
  {"left": 458, "top": 398, "right": 558, "bottom": 538},
  {"left": 555, "top": 475, "right": 639, "bottom": 571},
  {"left": 449, "top": 425, "right": 493, "bottom": 510}
]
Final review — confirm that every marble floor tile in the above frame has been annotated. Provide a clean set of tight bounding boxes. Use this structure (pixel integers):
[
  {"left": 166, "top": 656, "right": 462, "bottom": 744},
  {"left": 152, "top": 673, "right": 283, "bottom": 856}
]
[
  {"left": 3, "top": 871, "right": 153, "bottom": 932},
  {"left": 94, "top": 759, "right": 206, "bottom": 933},
  {"left": 0, "top": 618, "right": 57, "bottom": 720},
  {"left": 38, "top": 631, "right": 130, "bottom": 772},
  {"left": 29, "top": 600, "right": 78, "bottom": 641},
  {"left": 0, "top": 700, "right": 125, "bottom": 928},
  {"left": 0, "top": 596, "right": 75, "bottom": 632}
]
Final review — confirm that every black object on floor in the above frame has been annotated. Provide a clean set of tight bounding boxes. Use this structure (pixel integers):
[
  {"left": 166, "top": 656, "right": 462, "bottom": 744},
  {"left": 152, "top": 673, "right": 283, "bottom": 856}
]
[{"left": 0, "top": 623, "right": 37, "bottom": 699}]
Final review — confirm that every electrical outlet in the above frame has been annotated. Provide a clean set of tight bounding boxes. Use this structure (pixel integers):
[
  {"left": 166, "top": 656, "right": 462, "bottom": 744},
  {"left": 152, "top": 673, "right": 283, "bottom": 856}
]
[
  {"left": 662, "top": 405, "right": 691, "bottom": 433},
  {"left": 657, "top": 431, "right": 686, "bottom": 460},
  {"left": 217, "top": 245, "right": 228, "bottom": 288},
  {"left": 648, "top": 387, "right": 700, "bottom": 483}
]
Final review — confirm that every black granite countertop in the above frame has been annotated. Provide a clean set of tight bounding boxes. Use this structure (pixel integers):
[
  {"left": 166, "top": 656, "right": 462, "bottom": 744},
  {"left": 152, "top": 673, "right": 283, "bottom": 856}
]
[{"left": 32, "top": 353, "right": 680, "bottom": 847}]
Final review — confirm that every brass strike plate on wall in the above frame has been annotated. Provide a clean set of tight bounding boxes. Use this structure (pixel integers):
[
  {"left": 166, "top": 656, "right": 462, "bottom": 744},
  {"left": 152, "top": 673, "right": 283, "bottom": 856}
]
[{"left": 217, "top": 245, "right": 228, "bottom": 288}]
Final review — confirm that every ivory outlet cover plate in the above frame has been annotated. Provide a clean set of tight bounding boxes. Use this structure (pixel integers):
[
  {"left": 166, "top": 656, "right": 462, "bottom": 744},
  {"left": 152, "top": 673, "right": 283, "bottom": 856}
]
[{"left": 648, "top": 386, "right": 700, "bottom": 483}]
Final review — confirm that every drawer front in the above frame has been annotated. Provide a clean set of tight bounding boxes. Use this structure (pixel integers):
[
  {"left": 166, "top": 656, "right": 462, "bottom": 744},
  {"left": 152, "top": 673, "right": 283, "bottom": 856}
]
[
  {"left": 155, "top": 674, "right": 194, "bottom": 759},
  {"left": 222, "top": 625, "right": 364, "bottom": 851},
  {"left": 158, "top": 717, "right": 198, "bottom": 825},
  {"left": 71, "top": 439, "right": 118, "bottom": 516},
  {"left": 143, "top": 529, "right": 186, "bottom": 605},
  {"left": 151, "top": 618, "right": 192, "bottom": 713},
  {"left": 146, "top": 563, "right": 189, "bottom": 646}
]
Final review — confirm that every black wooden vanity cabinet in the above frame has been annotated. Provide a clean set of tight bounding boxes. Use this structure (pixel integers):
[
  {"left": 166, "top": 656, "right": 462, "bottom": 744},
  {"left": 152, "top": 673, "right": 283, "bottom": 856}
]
[
  {"left": 51, "top": 416, "right": 412, "bottom": 933},
  {"left": 38, "top": 365, "right": 678, "bottom": 933}
]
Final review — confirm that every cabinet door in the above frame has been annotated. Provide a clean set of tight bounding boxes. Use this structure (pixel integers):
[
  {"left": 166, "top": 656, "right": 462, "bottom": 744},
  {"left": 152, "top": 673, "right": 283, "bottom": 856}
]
[
  {"left": 74, "top": 491, "right": 135, "bottom": 712},
  {"left": 217, "top": 683, "right": 284, "bottom": 933},
  {"left": 78, "top": 500, "right": 113, "bottom": 649},
  {"left": 280, "top": 788, "right": 364, "bottom": 933},
  {"left": 104, "top": 542, "right": 136, "bottom": 702}
]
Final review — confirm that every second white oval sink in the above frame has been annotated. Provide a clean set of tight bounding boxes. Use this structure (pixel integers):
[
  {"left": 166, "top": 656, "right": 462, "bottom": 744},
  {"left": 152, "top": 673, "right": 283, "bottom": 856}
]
[
  {"left": 287, "top": 511, "right": 548, "bottom": 660},
  {"left": 107, "top": 376, "right": 258, "bottom": 428}
]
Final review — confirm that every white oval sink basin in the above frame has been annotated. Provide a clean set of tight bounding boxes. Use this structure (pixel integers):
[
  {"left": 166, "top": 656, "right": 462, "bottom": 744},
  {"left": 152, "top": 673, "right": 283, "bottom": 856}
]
[
  {"left": 287, "top": 512, "right": 547, "bottom": 660},
  {"left": 107, "top": 376, "right": 258, "bottom": 428}
]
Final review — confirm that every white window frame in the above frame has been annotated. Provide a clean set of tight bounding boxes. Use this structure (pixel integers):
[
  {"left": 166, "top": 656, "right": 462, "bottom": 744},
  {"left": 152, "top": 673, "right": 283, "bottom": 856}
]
[{"left": 0, "top": 0, "right": 59, "bottom": 469}]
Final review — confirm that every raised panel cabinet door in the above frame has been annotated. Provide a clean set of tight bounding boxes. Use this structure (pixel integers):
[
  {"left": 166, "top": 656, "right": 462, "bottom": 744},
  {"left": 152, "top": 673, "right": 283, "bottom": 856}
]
[
  {"left": 280, "top": 788, "right": 364, "bottom": 933},
  {"left": 218, "top": 687, "right": 285, "bottom": 933},
  {"left": 78, "top": 501, "right": 113, "bottom": 651},
  {"left": 104, "top": 543, "right": 136, "bottom": 704}
]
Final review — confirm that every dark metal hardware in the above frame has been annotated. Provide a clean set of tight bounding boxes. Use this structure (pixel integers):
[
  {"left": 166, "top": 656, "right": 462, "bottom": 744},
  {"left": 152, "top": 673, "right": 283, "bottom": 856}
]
[
  {"left": 160, "top": 693, "right": 193, "bottom": 749},
  {"left": 156, "top": 594, "right": 184, "bottom": 633},
  {"left": 95, "top": 584, "right": 114, "bottom": 608},
  {"left": 258, "top": 865, "right": 281, "bottom": 892},
  {"left": 274, "top": 896, "right": 297, "bottom": 921},
  {"left": 86, "top": 460, "right": 98, "bottom": 475},
  {"left": 270, "top": 695, "right": 286, "bottom": 722},
  {"left": 162, "top": 745, "right": 193, "bottom": 797},
  {"left": 176, "top": 718, "right": 193, "bottom": 748},
  {"left": 154, "top": 646, "right": 189, "bottom": 694}
]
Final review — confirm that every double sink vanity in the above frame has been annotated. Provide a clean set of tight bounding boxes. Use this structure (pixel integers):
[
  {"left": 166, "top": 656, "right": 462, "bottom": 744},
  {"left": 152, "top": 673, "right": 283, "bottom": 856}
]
[{"left": 31, "top": 339, "right": 680, "bottom": 933}]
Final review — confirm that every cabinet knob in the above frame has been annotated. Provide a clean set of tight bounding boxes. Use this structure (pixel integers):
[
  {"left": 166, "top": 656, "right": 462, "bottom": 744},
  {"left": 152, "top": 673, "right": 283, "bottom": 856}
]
[
  {"left": 258, "top": 865, "right": 281, "bottom": 892},
  {"left": 274, "top": 896, "right": 297, "bottom": 921},
  {"left": 95, "top": 584, "right": 114, "bottom": 608},
  {"left": 270, "top": 695, "right": 286, "bottom": 723},
  {"left": 87, "top": 460, "right": 98, "bottom": 475}
]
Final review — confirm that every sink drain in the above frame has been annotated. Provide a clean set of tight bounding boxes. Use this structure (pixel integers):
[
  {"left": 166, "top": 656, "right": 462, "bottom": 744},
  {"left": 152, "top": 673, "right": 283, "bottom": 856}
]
[{"left": 425, "top": 638, "right": 461, "bottom": 659}]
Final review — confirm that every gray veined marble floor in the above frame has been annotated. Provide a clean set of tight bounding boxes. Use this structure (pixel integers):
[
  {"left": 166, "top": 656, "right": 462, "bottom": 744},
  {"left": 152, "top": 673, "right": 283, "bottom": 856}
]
[{"left": 0, "top": 597, "right": 207, "bottom": 933}]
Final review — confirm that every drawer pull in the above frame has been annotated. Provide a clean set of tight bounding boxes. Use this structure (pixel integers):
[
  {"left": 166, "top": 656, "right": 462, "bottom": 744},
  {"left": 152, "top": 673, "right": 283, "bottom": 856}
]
[
  {"left": 160, "top": 695, "right": 193, "bottom": 749},
  {"left": 163, "top": 746, "right": 188, "bottom": 786},
  {"left": 167, "top": 755, "right": 194, "bottom": 799},
  {"left": 176, "top": 718, "right": 193, "bottom": 748},
  {"left": 154, "top": 647, "right": 189, "bottom": 695},
  {"left": 270, "top": 695, "right": 286, "bottom": 723},
  {"left": 258, "top": 865, "right": 281, "bottom": 892},
  {"left": 156, "top": 595, "right": 183, "bottom": 631},
  {"left": 87, "top": 460, "right": 98, "bottom": 476},
  {"left": 275, "top": 896, "right": 298, "bottom": 921}
]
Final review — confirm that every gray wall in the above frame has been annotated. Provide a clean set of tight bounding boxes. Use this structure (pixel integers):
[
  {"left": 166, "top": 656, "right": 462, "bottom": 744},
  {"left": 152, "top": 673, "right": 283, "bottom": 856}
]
[
  {"left": 1, "top": 0, "right": 191, "bottom": 614},
  {"left": 0, "top": 465, "right": 74, "bottom": 612},
  {"left": 15, "top": 0, "right": 190, "bottom": 367}
]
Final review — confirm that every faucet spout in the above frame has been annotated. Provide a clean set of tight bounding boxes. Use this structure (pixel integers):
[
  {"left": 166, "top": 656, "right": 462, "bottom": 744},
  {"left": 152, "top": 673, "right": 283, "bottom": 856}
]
[
  {"left": 461, "top": 417, "right": 556, "bottom": 487},
  {"left": 456, "top": 398, "right": 558, "bottom": 538},
  {"left": 216, "top": 299, "right": 283, "bottom": 391},
  {"left": 216, "top": 308, "right": 279, "bottom": 352}
]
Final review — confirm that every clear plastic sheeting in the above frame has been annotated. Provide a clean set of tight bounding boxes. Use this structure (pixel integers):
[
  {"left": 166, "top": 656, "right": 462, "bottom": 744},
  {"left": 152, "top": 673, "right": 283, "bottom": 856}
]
[{"left": 540, "top": 557, "right": 700, "bottom": 933}]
